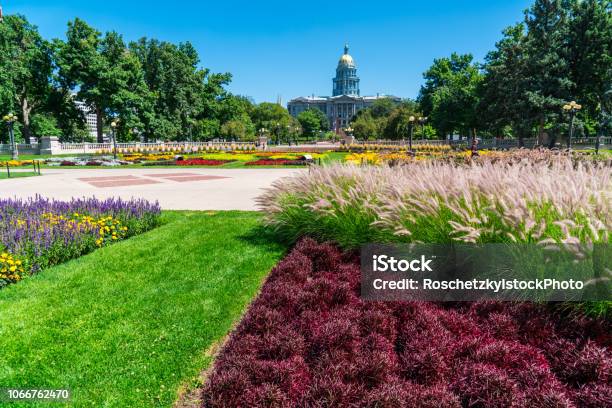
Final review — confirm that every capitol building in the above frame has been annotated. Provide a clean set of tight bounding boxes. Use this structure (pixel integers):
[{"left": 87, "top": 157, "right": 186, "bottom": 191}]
[{"left": 287, "top": 45, "right": 400, "bottom": 130}]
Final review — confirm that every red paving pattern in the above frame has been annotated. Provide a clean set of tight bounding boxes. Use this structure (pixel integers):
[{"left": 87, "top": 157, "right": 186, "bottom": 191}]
[
  {"left": 87, "top": 179, "right": 162, "bottom": 188},
  {"left": 78, "top": 173, "right": 230, "bottom": 188},
  {"left": 78, "top": 175, "right": 140, "bottom": 182}
]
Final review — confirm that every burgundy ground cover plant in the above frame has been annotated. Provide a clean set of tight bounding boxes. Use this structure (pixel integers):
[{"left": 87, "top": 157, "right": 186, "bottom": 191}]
[{"left": 202, "top": 238, "right": 611, "bottom": 407}]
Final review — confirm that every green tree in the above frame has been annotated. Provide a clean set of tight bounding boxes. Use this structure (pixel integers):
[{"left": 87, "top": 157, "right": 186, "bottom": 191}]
[
  {"left": 217, "top": 94, "right": 255, "bottom": 124},
  {"left": 30, "top": 113, "right": 61, "bottom": 137},
  {"left": 220, "top": 118, "right": 255, "bottom": 141},
  {"left": 99, "top": 32, "right": 151, "bottom": 142},
  {"left": 129, "top": 38, "right": 230, "bottom": 141},
  {"left": 522, "top": 0, "right": 573, "bottom": 140},
  {"left": 55, "top": 19, "right": 106, "bottom": 142},
  {"left": 297, "top": 108, "right": 328, "bottom": 138},
  {"left": 479, "top": 24, "right": 529, "bottom": 140},
  {"left": 351, "top": 110, "right": 380, "bottom": 140},
  {"left": 370, "top": 97, "right": 398, "bottom": 118},
  {"left": 55, "top": 20, "right": 150, "bottom": 143},
  {"left": 383, "top": 105, "right": 420, "bottom": 140},
  {"left": 418, "top": 53, "right": 483, "bottom": 139},
  {"left": 568, "top": 0, "right": 612, "bottom": 133},
  {"left": 251, "top": 102, "right": 292, "bottom": 133},
  {"left": 0, "top": 14, "right": 53, "bottom": 143}
]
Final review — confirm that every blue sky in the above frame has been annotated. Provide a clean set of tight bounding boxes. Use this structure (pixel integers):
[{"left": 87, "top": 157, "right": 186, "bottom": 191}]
[{"left": 5, "top": 0, "right": 533, "bottom": 103}]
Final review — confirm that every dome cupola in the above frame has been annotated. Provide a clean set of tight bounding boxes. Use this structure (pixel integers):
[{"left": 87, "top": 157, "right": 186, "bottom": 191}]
[
  {"left": 333, "top": 44, "right": 360, "bottom": 96},
  {"left": 338, "top": 44, "right": 355, "bottom": 68}
]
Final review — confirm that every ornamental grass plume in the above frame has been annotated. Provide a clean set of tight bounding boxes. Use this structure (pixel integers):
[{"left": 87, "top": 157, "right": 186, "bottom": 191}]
[{"left": 258, "top": 150, "right": 611, "bottom": 248}]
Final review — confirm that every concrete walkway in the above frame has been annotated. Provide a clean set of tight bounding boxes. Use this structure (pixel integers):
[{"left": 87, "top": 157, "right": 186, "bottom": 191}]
[{"left": 0, "top": 168, "right": 304, "bottom": 210}]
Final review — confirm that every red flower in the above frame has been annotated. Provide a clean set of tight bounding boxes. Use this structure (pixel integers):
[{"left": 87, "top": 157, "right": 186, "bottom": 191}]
[{"left": 175, "top": 159, "right": 233, "bottom": 166}]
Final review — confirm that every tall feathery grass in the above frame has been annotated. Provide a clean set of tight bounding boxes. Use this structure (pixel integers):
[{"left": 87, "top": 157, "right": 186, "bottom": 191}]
[
  {"left": 259, "top": 154, "right": 610, "bottom": 248},
  {"left": 258, "top": 151, "right": 611, "bottom": 315}
]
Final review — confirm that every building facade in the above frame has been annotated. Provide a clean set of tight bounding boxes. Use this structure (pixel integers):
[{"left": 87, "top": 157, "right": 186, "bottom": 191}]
[
  {"left": 288, "top": 45, "right": 400, "bottom": 130},
  {"left": 73, "top": 97, "right": 98, "bottom": 139}
]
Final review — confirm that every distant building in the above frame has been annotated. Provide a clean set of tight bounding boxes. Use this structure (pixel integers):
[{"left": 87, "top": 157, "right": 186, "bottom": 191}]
[
  {"left": 73, "top": 96, "right": 98, "bottom": 139},
  {"left": 287, "top": 45, "right": 400, "bottom": 130}
]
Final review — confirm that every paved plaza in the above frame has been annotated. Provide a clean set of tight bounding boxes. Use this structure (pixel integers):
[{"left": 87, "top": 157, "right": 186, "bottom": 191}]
[{"left": 0, "top": 168, "right": 303, "bottom": 210}]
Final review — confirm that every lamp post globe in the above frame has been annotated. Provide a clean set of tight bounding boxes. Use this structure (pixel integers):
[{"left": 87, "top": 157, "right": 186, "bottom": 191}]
[
  {"left": 407, "top": 116, "right": 416, "bottom": 153},
  {"left": 562, "top": 101, "right": 582, "bottom": 149},
  {"left": 418, "top": 116, "right": 428, "bottom": 140},
  {"left": 3, "top": 113, "right": 18, "bottom": 160},
  {"left": 110, "top": 119, "right": 119, "bottom": 159}
]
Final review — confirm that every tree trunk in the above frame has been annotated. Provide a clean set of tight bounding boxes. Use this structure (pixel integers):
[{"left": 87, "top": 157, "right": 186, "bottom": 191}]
[
  {"left": 537, "top": 117, "right": 545, "bottom": 143},
  {"left": 96, "top": 106, "right": 104, "bottom": 143},
  {"left": 20, "top": 97, "right": 32, "bottom": 144}
]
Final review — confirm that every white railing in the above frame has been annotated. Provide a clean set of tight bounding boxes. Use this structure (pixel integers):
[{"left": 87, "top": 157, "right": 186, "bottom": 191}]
[{"left": 0, "top": 143, "right": 40, "bottom": 153}]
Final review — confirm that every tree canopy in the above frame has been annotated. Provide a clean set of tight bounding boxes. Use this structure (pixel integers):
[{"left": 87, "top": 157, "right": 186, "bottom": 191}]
[{"left": 1, "top": 1, "right": 610, "bottom": 143}]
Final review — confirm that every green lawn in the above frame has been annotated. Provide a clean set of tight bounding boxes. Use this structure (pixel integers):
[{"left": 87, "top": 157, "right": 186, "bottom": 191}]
[
  {"left": 0, "top": 211, "right": 286, "bottom": 407},
  {"left": 0, "top": 171, "right": 39, "bottom": 179}
]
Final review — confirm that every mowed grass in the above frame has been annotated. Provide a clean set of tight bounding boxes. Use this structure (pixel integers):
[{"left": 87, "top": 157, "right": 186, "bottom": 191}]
[{"left": 0, "top": 211, "right": 286, "bottom": 407}]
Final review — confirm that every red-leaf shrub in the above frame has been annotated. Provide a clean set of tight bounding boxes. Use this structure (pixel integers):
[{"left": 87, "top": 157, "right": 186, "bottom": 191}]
[
  {"left": 574, "top": 383, "right": 612, "bottom": 408},
  {"left": 451, "top": 363, "right": 524, "bottom": 408},
  {"left": 175, "top": 159, "right": 233, "bottom": 166},
  {"left": 201, "top": 238, "right": 612, "bottom": 407}
]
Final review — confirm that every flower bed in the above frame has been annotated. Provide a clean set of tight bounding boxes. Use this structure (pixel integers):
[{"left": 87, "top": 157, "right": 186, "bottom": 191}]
[
  {"left": 175, "top": 159, "right": 234, "bottom": 166},
  {"left": 246, "top": 158, "right": 307, "bottom": 166},
  {"left": 3, "top": 160, "right": 36, "bottom": 167},
  {"left": 202, "top": 239, "right": 611, "bottom": 407},
  {"left": 45, "top": 157, "right": 130, "bottom": 167},
  {"left": 121, "top": 153, "right": 175, "bottom": 162},
  {"left": 0, "top": 197, "right": 160, "bottom": 288},
  {"left": 339, "top": 143, "right": 453, "bottom": 153}
]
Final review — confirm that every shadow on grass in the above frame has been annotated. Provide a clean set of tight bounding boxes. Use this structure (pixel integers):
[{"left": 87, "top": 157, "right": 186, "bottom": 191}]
[{"left": 237, "top": 223, "right": 289, "bottom": 254}]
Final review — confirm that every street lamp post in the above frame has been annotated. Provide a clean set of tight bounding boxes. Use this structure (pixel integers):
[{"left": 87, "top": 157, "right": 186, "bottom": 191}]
[
  {"left": 286, "top": 125, "right": 292, "bottom": 146},
  {"left": 2, "top": 113, "right": 18, "bottom": 160},
  {"left": 407, "top": 116, "right": 415, "bottom": 154},
  {"left": 418, "top": 116, "right": 428, "bottom": 140},
  {"left": 294, "top": 126, "right": 300, "bottom": 145},
  {"left": 345, "top": 126, "right": 353, "bottom": 145},
  {"left": 276, "top": 122, "right": 281, "bottom": 146},
  {"left": 258, "top": 127, "right": 267, "bottom": 149},
  {"left": 110, "top": 119, "right": 119, "bottom": 159},
  {"left": 562, "top": 101, "right": 582, "bottom": 149}
]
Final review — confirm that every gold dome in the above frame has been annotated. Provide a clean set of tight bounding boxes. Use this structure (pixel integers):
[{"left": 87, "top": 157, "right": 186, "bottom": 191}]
[{"left": 338, "top": 44, "right": 355, "bottom": 67}]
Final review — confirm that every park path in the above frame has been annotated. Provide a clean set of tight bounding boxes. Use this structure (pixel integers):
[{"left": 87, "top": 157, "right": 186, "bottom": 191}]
[{"left": 0, "top": 168, "right": 303, "bottom": 210}]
